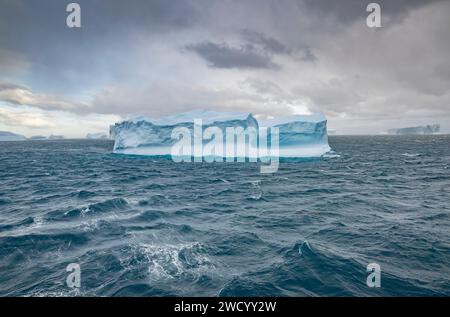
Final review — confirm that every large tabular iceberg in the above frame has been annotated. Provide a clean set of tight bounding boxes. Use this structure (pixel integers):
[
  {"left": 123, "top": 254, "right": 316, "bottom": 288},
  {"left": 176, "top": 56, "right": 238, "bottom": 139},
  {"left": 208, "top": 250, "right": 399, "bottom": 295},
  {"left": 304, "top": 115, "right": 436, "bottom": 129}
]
[{"left": 110, "top": 110, "right": 331, "bottom": 158}]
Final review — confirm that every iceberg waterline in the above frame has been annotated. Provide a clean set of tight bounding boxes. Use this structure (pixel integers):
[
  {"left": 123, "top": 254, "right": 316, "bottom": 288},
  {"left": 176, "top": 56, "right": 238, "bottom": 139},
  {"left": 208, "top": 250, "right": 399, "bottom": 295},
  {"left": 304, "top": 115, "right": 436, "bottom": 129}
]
[{"left": 110, "top": 110, "right": 331, "bottom": 158}]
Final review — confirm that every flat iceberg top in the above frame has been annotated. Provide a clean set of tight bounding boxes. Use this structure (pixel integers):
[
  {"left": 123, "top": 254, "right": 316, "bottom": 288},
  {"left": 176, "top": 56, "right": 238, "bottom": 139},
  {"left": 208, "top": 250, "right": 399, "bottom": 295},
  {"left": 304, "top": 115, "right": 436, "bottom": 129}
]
[
  {"left": 125, "top": 109, "right": 253, "bottom": 126},
  {"left": 260, "top": 113, "right": 326, "bottom": 127}
]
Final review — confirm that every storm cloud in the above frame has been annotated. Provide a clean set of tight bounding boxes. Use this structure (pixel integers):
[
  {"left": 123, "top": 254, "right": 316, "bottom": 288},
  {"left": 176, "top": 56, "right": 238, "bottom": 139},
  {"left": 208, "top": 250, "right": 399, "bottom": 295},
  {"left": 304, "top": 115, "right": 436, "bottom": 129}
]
[
  {"left": 0, "top": 0, "right": 449, "bottom": 136},
  {"left": 185, "top": 42, "right": 277, "bottom": 69}
]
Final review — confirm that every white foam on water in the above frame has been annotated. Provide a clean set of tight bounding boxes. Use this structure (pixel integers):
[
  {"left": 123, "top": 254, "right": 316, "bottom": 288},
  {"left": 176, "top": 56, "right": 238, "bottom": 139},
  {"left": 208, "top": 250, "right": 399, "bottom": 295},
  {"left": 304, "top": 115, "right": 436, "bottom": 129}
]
[
  {"left": 401, "top": 152, "right": 421, "bottom": 157},
  {"left": 25, "top": 288, "right": 83, "bottom": 297},
  {"left": 123, "top": 242, "right": 214, "bottom": 280}
]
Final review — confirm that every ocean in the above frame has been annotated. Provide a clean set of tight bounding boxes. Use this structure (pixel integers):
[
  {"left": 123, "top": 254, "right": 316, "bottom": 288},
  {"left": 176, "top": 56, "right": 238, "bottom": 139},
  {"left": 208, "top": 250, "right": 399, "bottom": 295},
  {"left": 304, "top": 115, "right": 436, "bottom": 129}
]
[{"left": 0, "top": 135, "right": 449, "bottom": 296}]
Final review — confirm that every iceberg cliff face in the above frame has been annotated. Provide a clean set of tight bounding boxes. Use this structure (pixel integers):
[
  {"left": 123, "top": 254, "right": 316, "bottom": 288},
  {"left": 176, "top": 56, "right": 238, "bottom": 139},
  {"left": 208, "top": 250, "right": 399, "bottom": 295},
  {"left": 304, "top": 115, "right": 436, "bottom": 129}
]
[
  {"left": 110, "top": 110, "right": 330, "bottom": 158},
  {"left": 262, "top": 114, "right": 330, "bottom": 157},
  {"left": 111, "top": 110, "right": 258, "bottom": 155}
]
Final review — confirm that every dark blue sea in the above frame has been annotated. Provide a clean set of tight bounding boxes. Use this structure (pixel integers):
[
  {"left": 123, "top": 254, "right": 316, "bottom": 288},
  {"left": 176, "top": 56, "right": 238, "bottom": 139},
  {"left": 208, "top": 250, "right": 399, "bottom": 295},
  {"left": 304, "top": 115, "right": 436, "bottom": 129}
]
[{"left": 0, "top": 136, "right": 449, "bottom": 296}]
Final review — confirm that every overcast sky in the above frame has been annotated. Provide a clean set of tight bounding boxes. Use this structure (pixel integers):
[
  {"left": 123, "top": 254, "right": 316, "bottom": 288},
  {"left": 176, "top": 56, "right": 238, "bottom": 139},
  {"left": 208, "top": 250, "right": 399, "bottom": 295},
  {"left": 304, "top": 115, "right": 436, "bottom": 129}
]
[{"left": 0, "top": 0, "right": 449, "bottom": 137}]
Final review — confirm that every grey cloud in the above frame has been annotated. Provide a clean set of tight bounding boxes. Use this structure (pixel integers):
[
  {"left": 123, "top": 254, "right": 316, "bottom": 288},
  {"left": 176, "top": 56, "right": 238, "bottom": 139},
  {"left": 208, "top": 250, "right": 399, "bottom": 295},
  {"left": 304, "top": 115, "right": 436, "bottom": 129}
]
[
  {"left": 293, "top": 79, "right": 365, "bottom": 116},
  {"left": 293, "top": 77, "right": 450, "bottom": 121},
  {"left": 0, "top": 0, "right": 201, "bottom": 92},
  {"left": 185, "top": 42, "right": 277, "bottom": 69},
  {"left": 300, "top": 0, "right": 445, "bottom": 26},
  {"left": 0, "top": 81, "right": 90, "bottom": 112},
  {"left": 1, "top": 0, "right": 450, "bottom": 134},
  {"left": 241, "top": 78, "right": 285, "bottom": 96},
  {"left": 241, "top": 29, "right": 316, "bottom": 62},
  {"left": 0, "top": 107, "right": 55, "bottom": 129},
  {"left": 0, "top": 81, "right": 28, "bottom": 92},
  {"left": 282, "top": 0, "right": 450, "bottom": 125},
  {"left": 0, "top": 0, "right": 198, "bottom": 42},
  {"left": 186, "top": 29, "right": 316, "bottom": 70},
  {"left": 241, "top": 30, "right": 291, "bottom": 55},
  {"left": 298, "top": 47, "right": 316, "bottom": 62},
  {"left": 0, "top": 49, "right": 30, "bottom": 76},
  {"left": 90, "top": 82, "right": 295, "bottom": 118}
]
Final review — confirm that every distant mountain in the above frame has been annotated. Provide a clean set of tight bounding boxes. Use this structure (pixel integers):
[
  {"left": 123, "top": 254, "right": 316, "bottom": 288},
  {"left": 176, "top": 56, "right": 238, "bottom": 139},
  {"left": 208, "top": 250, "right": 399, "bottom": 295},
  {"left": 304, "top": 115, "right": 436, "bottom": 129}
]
[{"left": 0, "top": 131, "right": 27, "bottom": 141}]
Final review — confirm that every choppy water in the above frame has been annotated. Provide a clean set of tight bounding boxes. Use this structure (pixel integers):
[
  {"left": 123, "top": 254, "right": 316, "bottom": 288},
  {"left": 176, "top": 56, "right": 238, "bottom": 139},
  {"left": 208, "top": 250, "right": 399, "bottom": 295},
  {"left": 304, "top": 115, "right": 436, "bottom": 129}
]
[{"left": 0, "top": 136, "right": 449, "bottom": 296}]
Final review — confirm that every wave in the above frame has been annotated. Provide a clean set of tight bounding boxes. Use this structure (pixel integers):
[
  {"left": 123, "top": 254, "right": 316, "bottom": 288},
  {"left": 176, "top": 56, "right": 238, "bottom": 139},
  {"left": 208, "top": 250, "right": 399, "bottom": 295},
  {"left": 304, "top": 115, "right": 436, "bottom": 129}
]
[
  {"left": 219, "top": 241, "right": 445, "bottom": 296},
  {"left": 401, "top": 152, "right": 421, "bottom": 157},
  {"left": 1, "top": 138, "right": 449, "bottom": 296},
  {"left": 0, "top": 217, "right": 34, "bottom": 233},
  {"left": 119, "top": 242, "right": 214, "bottom": 281},
  {"left": 45, "top": 198, "right": 130, "bottom": 221},
  {"left": 0, "top": 232, "right": 89, "bottom": 254}
]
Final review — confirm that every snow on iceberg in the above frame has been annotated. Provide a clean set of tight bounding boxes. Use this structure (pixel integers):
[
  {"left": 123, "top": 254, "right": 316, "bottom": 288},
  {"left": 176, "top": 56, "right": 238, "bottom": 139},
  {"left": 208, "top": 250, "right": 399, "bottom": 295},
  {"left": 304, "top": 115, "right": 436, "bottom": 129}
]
[{"left": 110, "top": 110, "right": 331, "bottom": 158}]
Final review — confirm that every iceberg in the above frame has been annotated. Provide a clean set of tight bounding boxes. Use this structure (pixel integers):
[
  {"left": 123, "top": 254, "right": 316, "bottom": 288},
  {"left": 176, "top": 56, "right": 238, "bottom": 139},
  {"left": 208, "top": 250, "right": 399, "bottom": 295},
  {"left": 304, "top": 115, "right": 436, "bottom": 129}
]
[
  {"left": 261, "top": 114, "right": 330, "bottom": 157},
  {"left": 388, "top": 124, "right": 440, "bottom": 135},
  {"left": 110, "top": 109, "right": 331, "bottom": 158},
  {"left": 0, "top": 131, "right": 26, "bottom": 141},
  {"left": 110, "top": 110, "right": 258, "bottom": 156},
  {"left": 48, "top": 135, "right": 65, "bottom": 140},
  {"left": 29, "top": 135, "right": 47, "bottom": 140},
  {"left": 86, "top": 132, "right": 108, "bottom": 139}
]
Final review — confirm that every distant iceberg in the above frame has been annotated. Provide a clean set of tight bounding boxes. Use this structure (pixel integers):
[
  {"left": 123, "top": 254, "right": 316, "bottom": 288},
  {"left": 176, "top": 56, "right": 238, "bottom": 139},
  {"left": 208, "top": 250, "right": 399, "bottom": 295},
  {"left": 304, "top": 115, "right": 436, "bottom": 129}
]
[
  {"left": 29, "top": 135, "right": 47, "bottom": 140},
  {"left": 86, "top": 132, "right": 108, "bottom": 140},
  {"left": 48, "top": 135, "right": 64, "bottom": 140},
  {"left": 110, "top": 110, "right": 331, "bottom": 158},
  {"left": 388, "top": 124, "right": 440, "bottom": 135},
  {"left": 0, "top": 131, "right": 26, "bottom": 141}
]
